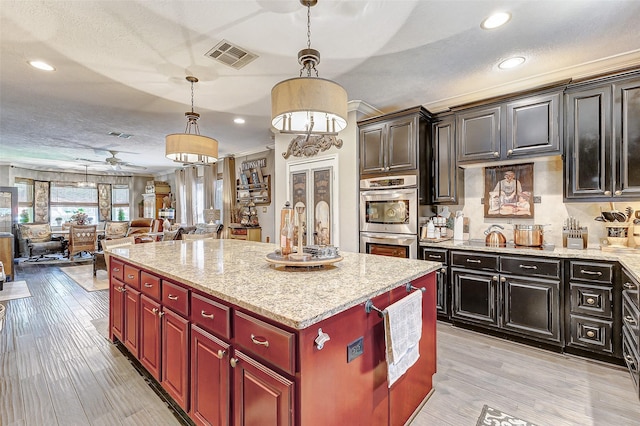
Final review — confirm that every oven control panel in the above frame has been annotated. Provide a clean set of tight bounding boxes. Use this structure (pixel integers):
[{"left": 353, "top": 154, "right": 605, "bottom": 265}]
[{"left": 360, "top": 175, "right": 417, "bottom": 190}]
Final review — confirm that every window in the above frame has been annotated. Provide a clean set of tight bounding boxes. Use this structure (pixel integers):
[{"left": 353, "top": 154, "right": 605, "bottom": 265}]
[
  {"left": 112, "top": 185, "right": 130, "bottom": 221},
  {"left": 49, "top": 182, "right": 98, "bottom": 225},
  {"left": 15, "top": 178, "right": 34, "bottom": 223}
]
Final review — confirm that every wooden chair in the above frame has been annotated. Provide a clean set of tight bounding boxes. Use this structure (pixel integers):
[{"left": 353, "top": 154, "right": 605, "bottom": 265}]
[
  {"left": 67, "top": 224, "right": 98, "bottom": 260},
  {"left": 95, "top": 236, "right": 135, "bottom": 276}
]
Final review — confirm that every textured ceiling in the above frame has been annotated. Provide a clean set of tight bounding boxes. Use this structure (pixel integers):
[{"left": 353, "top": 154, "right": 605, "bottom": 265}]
[{"left": 1, "top": 0, "right": 639, "bottom": 176}]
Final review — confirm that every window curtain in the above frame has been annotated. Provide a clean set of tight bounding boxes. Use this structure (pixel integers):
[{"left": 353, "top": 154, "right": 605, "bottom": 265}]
[
  {"left": 34, "top": 180, "right": 49, "bottom": 223},
  {"left": 97, "top": 183, "right": 111, "bottom": 221},
  {"left": 222, "top": 157, "right": 236, "bottom": 238},
  {"left": 175, "top": 167, "right": 198, "bottom": 226},
  {"left": 203, "top": 164, "right": 217, "bottom": 210}
]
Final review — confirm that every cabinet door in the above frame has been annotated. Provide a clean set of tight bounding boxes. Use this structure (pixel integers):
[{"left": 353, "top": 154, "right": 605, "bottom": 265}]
[
  {"left": 451, "top": 268, "right": 498, "bottom": 326},
  {"left": 501, "top": 275, "right": 561, "bottom": 343},
  {"left": 387, "top": 117, "right": 417, "bottom": 171},
  {"left": 124, "top": 286, "right": 140, "bottom": 358},
  {"left": 232, "top": 349, "right": 294, "bottom": 426},
  {"left": 565, "top": 86, "right": 612, "bottom": 199},
  {"left": 614, "top": 77, "right": 640, "bottom": 197},
  {"left": 360, "top": 124, "right": 386, "bottom": 174},
  {"left": 436, "top": 266, "right": 449, "bottom": 317},
  {"left": 506, "top": 92, "right": 561, "bottom": 157},
  {"left": 110, "top": 279, "right": 125, "bottom": 342},
  {"left": 456, "top": 106, "right": 502, "bottom": 163},
  {"left": 190, "top": 325, "right": 230, "bottom": 426},
  {"left": 140, "top": 295, "right": 162, "bottom": 380},
  {"left": 432, "top": 116, "right": 460, "bottom": 204},
  {"left": 162, "top": 308, "right": 190, "bottom": 411}
]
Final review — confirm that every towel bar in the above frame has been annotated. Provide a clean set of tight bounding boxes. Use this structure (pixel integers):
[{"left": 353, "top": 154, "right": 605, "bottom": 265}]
[
  {"left": 364, "top": 299, "right": 384, "bottom": 317},
  {"left": 405, "top": 283, "right": 426, "bottom": 293}
]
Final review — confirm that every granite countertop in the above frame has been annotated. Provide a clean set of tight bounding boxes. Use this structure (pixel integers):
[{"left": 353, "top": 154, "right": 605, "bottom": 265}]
[
  {"left": 419, "top": 240, "right": 640, "bottom": 282},
  {"left": 110, "top": 239, "right": 441, "bottom": 330}
]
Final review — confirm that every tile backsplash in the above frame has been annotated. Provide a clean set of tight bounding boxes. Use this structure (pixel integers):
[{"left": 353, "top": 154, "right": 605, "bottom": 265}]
[{"left": 425, "top": 156, "right": 640, "bottom": 248}]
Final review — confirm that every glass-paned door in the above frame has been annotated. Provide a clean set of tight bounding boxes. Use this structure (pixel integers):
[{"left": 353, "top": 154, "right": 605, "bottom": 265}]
[{"left": 0, "top": 187, "right": 18, "bottom": 233}]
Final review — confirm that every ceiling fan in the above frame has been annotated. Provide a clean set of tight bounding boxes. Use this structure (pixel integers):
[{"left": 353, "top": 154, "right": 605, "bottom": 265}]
[{"left": 76, "top": 150, "right": 146, "bottom": 170}]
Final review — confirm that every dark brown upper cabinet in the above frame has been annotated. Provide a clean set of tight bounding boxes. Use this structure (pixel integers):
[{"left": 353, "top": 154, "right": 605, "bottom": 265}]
[
  {"left": 432, "top": 114, "right": 463, "bottom": 204},
  {"left": 456, "top": 91, "right": 562, "bottom": 164},
  {"left": 564, "top": 71, "right": 640, "bottom": 200}
]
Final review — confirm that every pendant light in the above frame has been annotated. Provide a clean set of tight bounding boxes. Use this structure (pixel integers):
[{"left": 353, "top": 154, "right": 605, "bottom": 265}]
[
  {"left": 166, "top": 76, "right": 219, "bottom": 164},
  {"left": 77, "top": 165, "right": 95, "bottom": 187},
  {"left": 271, "top": 0, "right": 348, "bottom": 136}
]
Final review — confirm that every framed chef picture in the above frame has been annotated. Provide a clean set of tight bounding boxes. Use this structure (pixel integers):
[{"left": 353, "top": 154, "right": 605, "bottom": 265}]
[{"left": 484, "top": 163, "right": 534, "bottom": 218}]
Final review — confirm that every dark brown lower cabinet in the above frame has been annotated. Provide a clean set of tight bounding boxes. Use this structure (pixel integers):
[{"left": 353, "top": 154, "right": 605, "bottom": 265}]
[
  {"left": 190, "top": 325, "right": 231, "bottom": 426},
  {"left": 140, "top": 295, "right": 162, "bottom": 380},
  {"left": 451, "top": 269, "right": 497, "bottom": 326},
  {"left": 162, "top": 308, "right": 190, "bottom": 411},
  {"left": 232, "top": 349, "right": 295, "bottom": 426}
]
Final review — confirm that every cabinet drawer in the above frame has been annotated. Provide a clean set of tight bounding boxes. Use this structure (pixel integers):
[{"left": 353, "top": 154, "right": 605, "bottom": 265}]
[
  {"left": 500, "top": 256, "right": 560, "bottom": 278},
  {"left": 123, "top": 264, "right": 140, "bottom": 289},
  {"left": 568, "top": 314, "right": 614, "bottom": 354},
  {"left": 451, "top": 251, "right": 498, "bottom": 271},
  {"left": 191, "top": 293, "right": 231, "bottom": 340},
  {"left": 569, "top": 282, "right": 613, "bottom": 318},
  {"left": 421, "top": 248, "right": 447, "bottom": 264},
  {"left": 623, "top": 291, "right": 639, "bottom": 348},
  {"left": 570, "top": 261, "right": 613, "bottom": 283},
  {"left": 162, "top": 281, "right": 189, "bottom": 317},
  {"left": 110, "top": 258, "right": 124, "bottom": 281},
  {"left": 234, "top": 311, "right": 295, "bottom": 375},
  {"left": 140, "top": 271, "right": 161, "bottom": 301}
]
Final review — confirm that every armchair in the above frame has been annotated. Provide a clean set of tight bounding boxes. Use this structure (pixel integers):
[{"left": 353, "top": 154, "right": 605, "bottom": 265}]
[
  {"left": 67, "top": 224, "right": 98, "bottom": 260},
  {"left": 19, "top": 223, "right": 66, "bottom": 261},
  {"left": 97, "top": 220, "right": 130, "bottom": 250},
  {"left": 126, "top": 218, "right": 153, "bottom": 243}
]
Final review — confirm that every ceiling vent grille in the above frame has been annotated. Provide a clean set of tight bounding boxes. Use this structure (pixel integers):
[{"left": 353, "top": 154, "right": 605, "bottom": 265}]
[
  {"left": 108, "top": 131, "right": 133, "bottom": 139},
  {"left": 205, "top": 40, "right": 258, "bottom": 69}
]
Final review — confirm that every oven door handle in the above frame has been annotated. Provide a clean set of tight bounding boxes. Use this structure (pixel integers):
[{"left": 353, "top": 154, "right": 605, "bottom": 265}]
[
  {"left": 360, "top": 188, "right": 417, "bottom": 198},
  {"left": 362, "top": 234, "right": 417, "bottom": 244}
]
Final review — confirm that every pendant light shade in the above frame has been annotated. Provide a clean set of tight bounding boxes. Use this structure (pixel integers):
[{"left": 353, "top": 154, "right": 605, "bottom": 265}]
[
  {"left": 165, "top": 76, "right": 219, "bottom": 164},
  {"left": 271, "top": 0, "right": 348, "bottom": 136}
]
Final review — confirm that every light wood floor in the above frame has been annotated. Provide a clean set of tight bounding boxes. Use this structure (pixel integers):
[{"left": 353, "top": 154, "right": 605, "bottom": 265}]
[{"left": 1, "top": 263, "right": 639, "bottom": 425}]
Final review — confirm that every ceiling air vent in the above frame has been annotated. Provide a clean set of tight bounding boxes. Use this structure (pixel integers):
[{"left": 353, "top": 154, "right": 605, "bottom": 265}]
[
  {"left": 108, "top": 132, "right": 133, "bottom": 139},
  {"left": 205, "top": 40, "right": 258, "bottom": 70}
]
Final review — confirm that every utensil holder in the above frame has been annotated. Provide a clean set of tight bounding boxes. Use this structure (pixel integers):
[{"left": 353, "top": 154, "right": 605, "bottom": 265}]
[{"left": 604, "top": 223, "right": 629, "bottom": 247}]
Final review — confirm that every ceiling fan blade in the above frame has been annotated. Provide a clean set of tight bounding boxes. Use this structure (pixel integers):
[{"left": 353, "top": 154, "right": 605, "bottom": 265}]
[
  {"left": 121, "top": 162, "right": 147, "bottom": 170},
  {"left": 75, "top": 157, "right": 103, "bottom": 163}
]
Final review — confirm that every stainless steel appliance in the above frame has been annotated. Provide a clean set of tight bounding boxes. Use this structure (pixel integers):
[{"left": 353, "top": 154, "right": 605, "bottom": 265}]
[
  {"left": 360, "top": 231, "right": 417, "bottom": 259},
  {"left": 359, "top": 175, "right": 418, "bottom": 259}
]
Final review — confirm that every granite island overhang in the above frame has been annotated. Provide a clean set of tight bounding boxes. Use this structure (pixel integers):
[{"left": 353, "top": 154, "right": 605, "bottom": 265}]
[{"left": 108, "top": 239, "right": 441, "bottom": 329}]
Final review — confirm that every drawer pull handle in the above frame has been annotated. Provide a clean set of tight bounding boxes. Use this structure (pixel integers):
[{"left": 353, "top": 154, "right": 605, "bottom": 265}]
[
  {"left": 624, "top": 354, "right": 636, "bottom": 369},
  {"left": 428, "top": 255, "right": 441, "bottom": 259},
  {"left": 151, "top": 308, "right": 159, "bottom": 315},
  {"left": 113, "top": 267, "right": 120, "bottom": 272},
  {"left": 144, "top": 283, "right": 153, "bottom": 288},
  {"left": 586, "top": 297, "right": 596, "bottom": 305},
  {"left": 250, "top": 334, "right": 270, "bottom": 347},
  {"left": 167, "top": 294, "right": 179, "bottom": 301},
  {"left": 201, "top": 310, "right": 214, "bottom": 319},
  {"left": 217, "top": 349, "right": 226, "bottom": 359},
  {"left": 466, "top": 259, "right": 481, "bottom": 264},
  {"left": 623, "top": 282, "right": 637, "bottom": 290},
  {"left": 580, "top": 269, "right": 602, "bottom": 276},
  {"left": 519, "top": 264, "right": 538, "bottom": 270},
  {"left": 624, "top": 315, "right": 637, "bottom": 326},
  {"left": 116, "top": 286, "right": 126, "bottom": 293},
  {"left": 158, "top": 311, "right": 165, "bottom": 317},
  {"left": 230, "top": 357, "right": 238, "bottom": 368},
  {"left": 127, "top": 274, "right": 135, "bottom": 279},
  {"left": 586, "top": 330, "right": 596, "bottom": 338}
]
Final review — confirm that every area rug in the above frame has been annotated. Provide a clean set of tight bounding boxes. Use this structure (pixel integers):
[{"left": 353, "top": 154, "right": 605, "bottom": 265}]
[
  {"left": 60, "top": 264, "right": 109, "bottom": 292},
  {"left": 0, "top": 281, "right": 32, "bottom": 301},
  {"left": 476, "top": 405, "right": 538, "bottom": 426},
  {"left": 16, "top": 253, "right": 93, "bottom": 266}
]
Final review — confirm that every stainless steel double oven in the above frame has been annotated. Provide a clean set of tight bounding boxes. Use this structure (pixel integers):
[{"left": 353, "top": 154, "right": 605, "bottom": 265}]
[{"left": 359, "top": 175, "right": 418, "bottom": 259}]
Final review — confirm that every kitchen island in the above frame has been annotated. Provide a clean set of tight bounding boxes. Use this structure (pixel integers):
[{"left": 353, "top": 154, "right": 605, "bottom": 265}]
[{"left": 108, "top": 239, "right": 441, "bottom": 426}]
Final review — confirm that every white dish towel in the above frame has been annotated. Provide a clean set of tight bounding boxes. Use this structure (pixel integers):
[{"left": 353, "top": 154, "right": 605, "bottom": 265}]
[{"left": 383, "top": 289, "right": 423, "bottom": 387}]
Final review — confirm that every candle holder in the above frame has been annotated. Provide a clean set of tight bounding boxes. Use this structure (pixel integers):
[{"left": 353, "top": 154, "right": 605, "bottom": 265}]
[{"left": 289, "top": 205, "right": 311, "bottom": 261}]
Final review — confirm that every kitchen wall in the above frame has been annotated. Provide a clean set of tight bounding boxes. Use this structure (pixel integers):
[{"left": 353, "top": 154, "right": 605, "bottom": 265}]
[{"left": 429, "top": 156, "right": 640, "bottom": 248}]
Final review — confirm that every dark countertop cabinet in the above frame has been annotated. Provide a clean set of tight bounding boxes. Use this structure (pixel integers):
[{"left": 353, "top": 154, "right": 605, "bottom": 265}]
[
  {"left": 431, "top": 114, "right": 464, "bottom": 204},
  {"left": 564, "top": 70, "right": 640, "bottom": 200}
]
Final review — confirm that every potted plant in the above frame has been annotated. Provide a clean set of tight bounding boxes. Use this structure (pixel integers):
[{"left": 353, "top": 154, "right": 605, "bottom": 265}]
[
  {"left": 117, "top": 208, "right": 125, "bottom": 221},
  {"left": 19, "top": 209, "right": 29, "bottom": 223}
]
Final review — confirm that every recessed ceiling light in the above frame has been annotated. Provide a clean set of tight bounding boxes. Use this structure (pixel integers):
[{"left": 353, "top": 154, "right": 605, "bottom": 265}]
[
  {"left": 28, "top": 60, "right": 55, "bottom": 71},
  {"left": 498, "top": 56, "right": 525, "bottom": 69},
  {"left": 234, "top": 118, "right": 245, "bottom": 124},
  {"left": 481, "top": 12, "right": 511, "bottom": 29}
]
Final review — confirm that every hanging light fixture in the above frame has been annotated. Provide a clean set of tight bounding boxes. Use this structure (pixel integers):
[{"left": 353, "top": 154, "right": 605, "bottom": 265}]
[
  {"left": 166, "top": 76, "right": 219, "bottom": 164},
  {"left": 77, "top": 165, "right": 95, "bottom": 187},
  {"left": 271, "top": 0, "right": 348, "bottom": 137}
]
